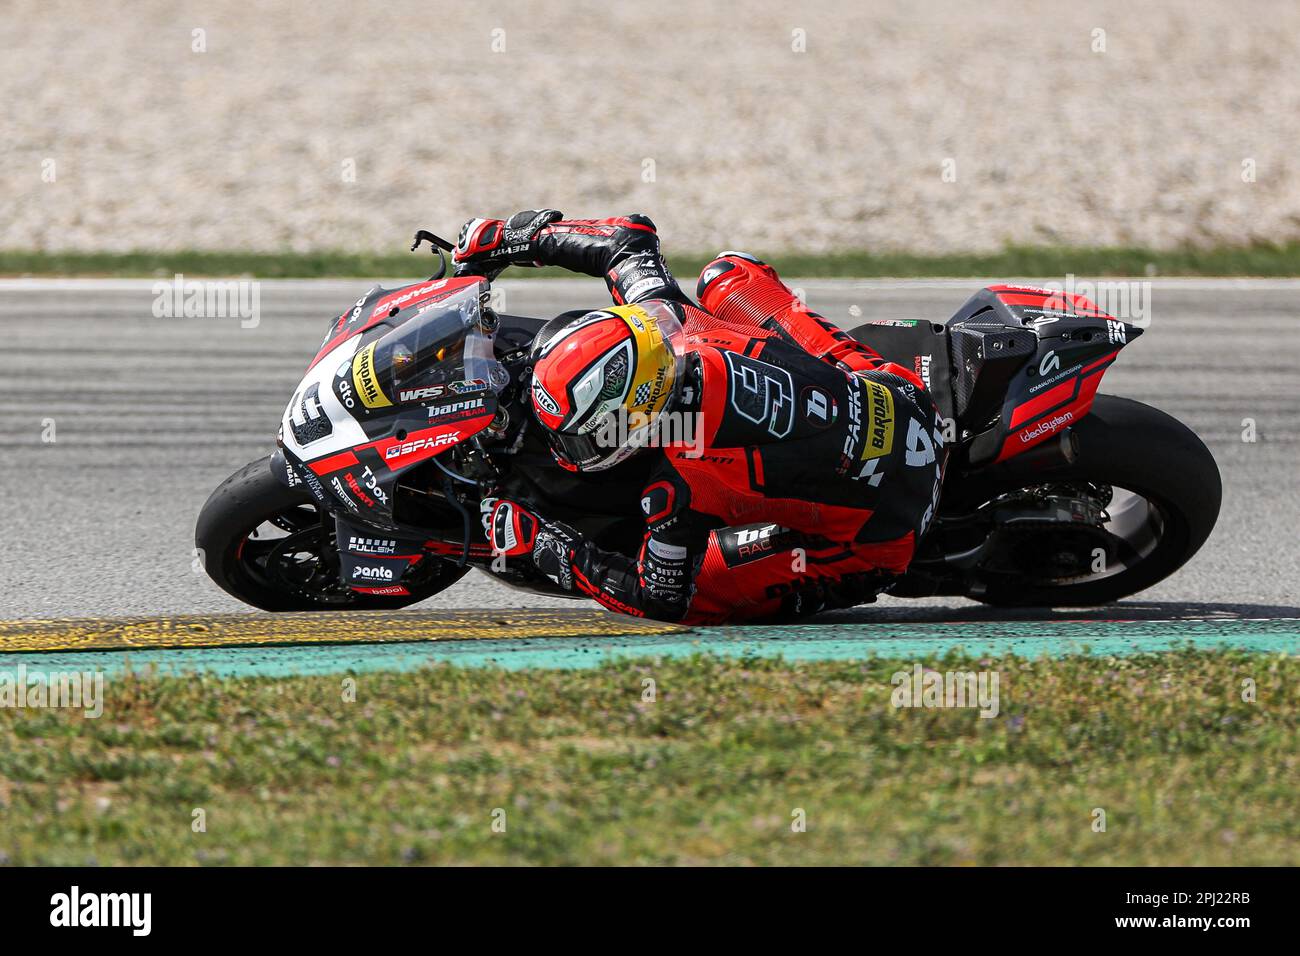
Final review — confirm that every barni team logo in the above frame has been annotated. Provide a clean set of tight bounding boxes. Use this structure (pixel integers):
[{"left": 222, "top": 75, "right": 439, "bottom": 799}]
[
  {"left": 427, "top": 397, "right": 487, "bottom": 420},
  {"left": 914, "top": 354, "right": 932, "bottom": 389}
]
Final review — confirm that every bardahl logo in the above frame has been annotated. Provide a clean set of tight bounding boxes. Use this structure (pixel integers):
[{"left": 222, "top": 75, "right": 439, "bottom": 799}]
[
  {"left": 352, "top": 342, "right": 391, "bottom": 409},
  {"left": 861, "top": 378, "right": 895, "bottom": 460}
]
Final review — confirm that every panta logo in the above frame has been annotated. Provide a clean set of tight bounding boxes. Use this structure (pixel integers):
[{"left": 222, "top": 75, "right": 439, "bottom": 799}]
[
  {"left": 352, "top": 342, "right": 392, "bottom": 408},
  {"left": 352, "top": 565, "right": 394, "bottom": 580},
  {"left": 1039, "top": 350, "right": 1061, "bottom": 375},
  {"left": 860, "top": 379, "right": 895, "bottom": 460}
]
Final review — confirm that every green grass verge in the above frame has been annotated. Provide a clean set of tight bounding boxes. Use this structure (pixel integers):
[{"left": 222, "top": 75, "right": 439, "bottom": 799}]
[
  {"left": 1, "top": 649, "right": 1295, "bottom": 865},
  {"left": 2, "top": 243, "right": 1298, "bottom": 279}
]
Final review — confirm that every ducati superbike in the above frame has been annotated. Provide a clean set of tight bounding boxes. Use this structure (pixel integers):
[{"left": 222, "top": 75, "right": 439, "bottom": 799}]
[{"left": 196, "top": 231, "right": 1221, "bottom": 613}]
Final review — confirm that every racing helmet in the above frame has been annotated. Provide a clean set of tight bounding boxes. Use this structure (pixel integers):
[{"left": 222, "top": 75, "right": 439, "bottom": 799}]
[{"left": 528, "top": 301, "right": 687, "bottom": 471}]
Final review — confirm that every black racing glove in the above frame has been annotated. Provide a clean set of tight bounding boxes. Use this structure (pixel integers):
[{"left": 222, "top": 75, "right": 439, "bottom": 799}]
[
  {"left": 480, "top": 497, "right": 581, "bottom": 591},
  {"left": 453, "top": 209, "right": 563, "bottom": 279}
]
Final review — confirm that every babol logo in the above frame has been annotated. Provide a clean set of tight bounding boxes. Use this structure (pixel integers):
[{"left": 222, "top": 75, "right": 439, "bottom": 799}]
[
  {"left": 354, "top": 584, "right": 408, "bottom": 596},
  {"left": 1020, "top": 410, "right": 1074, "bottom": 443}
]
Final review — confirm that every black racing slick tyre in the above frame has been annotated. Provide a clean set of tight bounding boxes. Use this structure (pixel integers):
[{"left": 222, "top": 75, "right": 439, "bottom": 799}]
[
  {"left": 961, "top": 395, "right": 1222, "bottom": 607},
  {"left": 195, "top": 456, "right": 470, "bottom": 612}
]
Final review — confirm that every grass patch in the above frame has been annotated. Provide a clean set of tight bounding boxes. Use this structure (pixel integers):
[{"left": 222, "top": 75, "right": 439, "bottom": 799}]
[
  {"left": 1, "top": 243, "right": 1298, "bottom": 279},
  {"left": 0, "top": 649, "right": 1295, "bottom": 865}
]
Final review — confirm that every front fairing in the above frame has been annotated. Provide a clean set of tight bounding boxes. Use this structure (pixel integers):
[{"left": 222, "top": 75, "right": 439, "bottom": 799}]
[{"left": 278, "top": 277, "right": 503, "bottom": 532}]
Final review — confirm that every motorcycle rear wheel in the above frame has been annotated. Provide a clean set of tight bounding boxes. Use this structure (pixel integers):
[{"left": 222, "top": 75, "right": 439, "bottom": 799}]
[{"left": 959, "top": 395, "right": 1221, "bottom": 607}]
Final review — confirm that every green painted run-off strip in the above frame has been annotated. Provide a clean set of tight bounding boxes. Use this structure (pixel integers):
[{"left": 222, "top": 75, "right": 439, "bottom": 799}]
[{"left": 0, "top": 619, "right": 1295, "bottom": 678}]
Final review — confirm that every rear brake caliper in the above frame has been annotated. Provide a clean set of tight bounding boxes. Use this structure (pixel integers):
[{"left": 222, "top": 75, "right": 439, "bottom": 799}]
[{"left": 980, "top": 483, "right": 1115, "bottom": 578}]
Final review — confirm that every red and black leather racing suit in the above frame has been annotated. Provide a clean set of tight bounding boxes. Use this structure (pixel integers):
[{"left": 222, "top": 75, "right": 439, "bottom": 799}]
[{"left": 480, "top": 214, "right": 946, "bottom": 624}]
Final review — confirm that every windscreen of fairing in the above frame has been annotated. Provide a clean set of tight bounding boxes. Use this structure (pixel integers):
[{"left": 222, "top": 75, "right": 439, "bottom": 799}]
[{"left": 362, "top": 286, "right": 509, "bottom": 407}]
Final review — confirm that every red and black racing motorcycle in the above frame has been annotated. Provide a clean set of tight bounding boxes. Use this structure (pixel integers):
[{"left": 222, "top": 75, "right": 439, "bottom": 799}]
[{"left": 196, "top": 231, "right": 1221, "bottom": 613}]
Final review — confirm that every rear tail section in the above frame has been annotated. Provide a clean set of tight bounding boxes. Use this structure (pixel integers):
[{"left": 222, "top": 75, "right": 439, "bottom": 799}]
[{"left": 696, "top": 252, "right": 922, "bottom": 385}]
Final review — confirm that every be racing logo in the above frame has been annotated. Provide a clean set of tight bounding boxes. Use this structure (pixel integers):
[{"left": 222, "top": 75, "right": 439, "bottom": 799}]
[{"left": 352, "top": 342, "right": 392, "bottom": 409}]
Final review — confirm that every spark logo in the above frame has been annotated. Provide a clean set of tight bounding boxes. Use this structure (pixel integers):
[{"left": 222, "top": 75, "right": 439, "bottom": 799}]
[{"left": 383, "top": 431, "right": 460, "bottom": 461}]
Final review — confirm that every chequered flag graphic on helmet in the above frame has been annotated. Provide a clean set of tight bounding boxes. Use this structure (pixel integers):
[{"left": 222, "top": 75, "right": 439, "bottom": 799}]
[{"left": 633, "top": 381, "right": 652, "bottom": 406}]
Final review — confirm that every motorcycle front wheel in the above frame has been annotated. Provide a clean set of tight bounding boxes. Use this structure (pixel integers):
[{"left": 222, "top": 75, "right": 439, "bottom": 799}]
[{"left": 194, "top": 456, "right": 470, "bottom": 612}]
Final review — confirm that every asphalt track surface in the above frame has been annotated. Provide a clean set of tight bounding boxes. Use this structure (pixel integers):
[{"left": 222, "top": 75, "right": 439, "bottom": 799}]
[{"left": 2, "top": 277, "right": 1298, "bottom": 650}]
